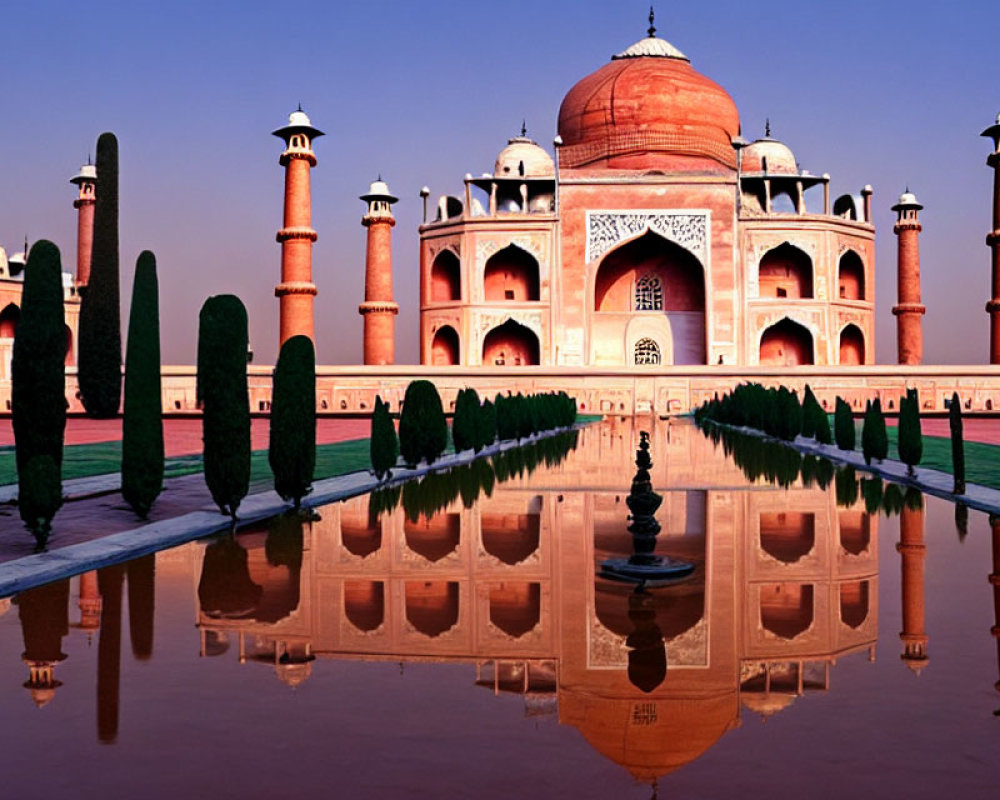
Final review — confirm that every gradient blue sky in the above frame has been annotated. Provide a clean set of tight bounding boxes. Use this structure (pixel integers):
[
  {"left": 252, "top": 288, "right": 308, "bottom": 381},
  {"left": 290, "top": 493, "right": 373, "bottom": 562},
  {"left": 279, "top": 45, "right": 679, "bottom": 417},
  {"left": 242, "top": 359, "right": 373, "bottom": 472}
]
[{"left": 1, "top": 0, "right": 996, "bottom": 365}]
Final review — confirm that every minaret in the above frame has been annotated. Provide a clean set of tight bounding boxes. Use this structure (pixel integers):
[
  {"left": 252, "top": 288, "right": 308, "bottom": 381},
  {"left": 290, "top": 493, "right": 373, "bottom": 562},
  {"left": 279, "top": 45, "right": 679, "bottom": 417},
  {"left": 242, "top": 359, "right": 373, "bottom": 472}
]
[
  {"left": 982, "top": 115, "right": 1000, "bottom": 363},
  {"left": 897, "top": 503, "right": 929, "bottom": 674},
  {"left": 891, "top": 190, "right": 925, "bottom": 365},
  {"left": 69, "top": 161, "right": 97, "bottom": 289},
  {"left": 359, "top": 177, "right": 399, "bottom": 365},
  {"left": 77, "top": 571, "right": 102, "bottom": 642},
  {"left": 273, "top": 108, "right": 323, "bottom": 347}
]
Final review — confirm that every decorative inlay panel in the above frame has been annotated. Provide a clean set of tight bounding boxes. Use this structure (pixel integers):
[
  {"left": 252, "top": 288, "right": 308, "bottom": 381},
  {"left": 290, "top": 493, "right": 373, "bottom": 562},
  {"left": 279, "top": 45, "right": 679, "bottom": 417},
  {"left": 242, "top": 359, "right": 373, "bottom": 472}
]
[{"left": 586, "top": 210, "right": 709, "bottom": 265}]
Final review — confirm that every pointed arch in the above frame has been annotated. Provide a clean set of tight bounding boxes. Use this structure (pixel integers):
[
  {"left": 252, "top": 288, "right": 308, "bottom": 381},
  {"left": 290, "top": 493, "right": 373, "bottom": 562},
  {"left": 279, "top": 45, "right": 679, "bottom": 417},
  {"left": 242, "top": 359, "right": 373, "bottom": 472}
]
[
  {"left": 483, "top": 319, "right": 539, "bottom": 366},
  {"left": 760, "top": 583, "right": 814, "bottom": 639},
  {"left": 405, "top": 581, "right": 459, "bottom": 637},
  {"left": 759, "top": 242, "right": 813, "bottom": 299},
  {"left": 759, "top": 317, "right": 814, "bottom": 366},
  {"left": 344, "top": 581, "right": 384, "bottom": 633},
  {"left": 489, "top": 583, "right": 540, "bottom": 638},
  {"left": 484, "top": 244, "right": 539, "bottom": 301},
  {"left": 839, "top": 323, "right": 865, "bottom": 365},
  {"left": 839, "top": 580, "right": 870, "bottom": 629},
  {"left": 430, "top": 250, "right": 461, "bottom": 302},
  {"left": 0, "top": 303, "right": 19, "bottom": 338},
  {"left": 431, "top": 325, "right": 460, "bottom": 365},
  {"left": 838, "top": 250, "right": 866, "bottom": 300},
  {"left": 759, "top": 512, "right": 815, "bottom": 563}
]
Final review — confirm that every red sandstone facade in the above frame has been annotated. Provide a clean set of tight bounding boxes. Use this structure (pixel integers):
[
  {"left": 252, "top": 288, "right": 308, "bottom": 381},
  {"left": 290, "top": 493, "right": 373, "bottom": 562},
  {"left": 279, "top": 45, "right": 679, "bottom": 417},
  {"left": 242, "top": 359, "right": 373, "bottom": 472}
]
[
  {"left": 892, "top": 191, "right": 925, "bottom": 364},
  {"left": 274, "top": 109, "right": 322, "bottom": 347},
  {"left": 419, "top": 29, "right": 875, "bottom": 369},
  {"left": 359, "top": 179, "right": 399, "bottom": 365}
]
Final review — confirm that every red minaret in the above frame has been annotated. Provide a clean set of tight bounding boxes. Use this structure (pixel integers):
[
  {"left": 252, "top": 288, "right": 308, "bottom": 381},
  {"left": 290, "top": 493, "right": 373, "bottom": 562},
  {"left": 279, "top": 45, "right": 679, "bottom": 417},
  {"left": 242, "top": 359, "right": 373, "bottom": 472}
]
[
  {"left": 891, "top": 190, "right": 925, "bottom": 365},
  {"left": 359, "top": 178, "right": 399, "bottom": 365},
  {"left": 897, "top": 503, "right": 929, "bottom": 674},
  {"left": 69, "top": 161, "right": 97, "bottom": 289},
  {"left": 982, "top": 115, "right": 1000, "bottom": 363},
  {"left": 273, "top": 108, "right": 323, "bottom": 347}
]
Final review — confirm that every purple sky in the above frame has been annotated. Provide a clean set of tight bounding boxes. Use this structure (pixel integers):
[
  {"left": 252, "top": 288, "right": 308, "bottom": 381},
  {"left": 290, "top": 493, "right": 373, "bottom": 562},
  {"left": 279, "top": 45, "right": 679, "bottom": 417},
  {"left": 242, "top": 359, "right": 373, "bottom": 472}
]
[{"left": 1, "top": 0, "right": 996, "bottom": 365}]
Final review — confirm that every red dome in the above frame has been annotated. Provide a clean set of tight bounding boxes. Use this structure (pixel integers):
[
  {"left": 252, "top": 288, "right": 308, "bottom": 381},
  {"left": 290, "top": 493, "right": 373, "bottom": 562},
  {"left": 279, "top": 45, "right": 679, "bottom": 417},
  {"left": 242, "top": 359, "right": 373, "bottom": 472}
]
[{"left": 557, "top": 38, "right": 740, "bottom": 172}]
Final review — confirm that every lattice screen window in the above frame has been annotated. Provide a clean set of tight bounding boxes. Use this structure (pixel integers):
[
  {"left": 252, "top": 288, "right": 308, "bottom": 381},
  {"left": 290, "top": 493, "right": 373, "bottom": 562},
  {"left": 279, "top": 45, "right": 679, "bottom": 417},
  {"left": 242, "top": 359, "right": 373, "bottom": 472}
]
[
  {"left": 634, "top": 274, "right": 663, "bottom": 311},
  {"left": 634, "top": 338, "right": 661, "bottom": 365}
]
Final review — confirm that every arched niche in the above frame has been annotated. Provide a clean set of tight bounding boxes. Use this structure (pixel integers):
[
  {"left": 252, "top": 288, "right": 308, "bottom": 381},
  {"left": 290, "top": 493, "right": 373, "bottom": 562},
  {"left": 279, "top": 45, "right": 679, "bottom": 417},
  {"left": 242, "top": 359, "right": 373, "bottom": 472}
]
[
  {"left": 594, "top": 230, "right": 706, "bottom": 365},
  {"left": 341, "top": 512, "right": 382, "bottom": 558},
  {"left": 838, "top": 250, "right": 866, "bottom": 300},
  {"left": 344, "top": 580, "right": 384, "bottom": 633},
  {"left": 760, "top": 583, "right": 814, "bottom": 640},
  {"left": 430, "top": 250, "right": 461, "bottom": 302},
  {"left": 481, "top": 504, "right": 540, "bottom": 565},
  {"left": 758, "top": 243, "right": 813, "bottom": 299},
  {"left": 839, "top": 324, "right": 865, "bottom": 365},
  {"left": 0, "top": 303, "right": 19, "bottom": 338},
  {"left": 838, "top": 510, "right": 871, "bottom": 555},
  {"left": 489, "top": 582, "right": 540, "bottom": 638},
  {"left": 404, "top": 512, "right": 461, "bottom": 562},
  {"left": 431, "top": 325, "right": 460, "bottom": 366},
  {"left": 482, "top": 319, "right": 539, "bottom": 366},
  {"left": 405, "top": 581, "right": 459, "bottom": 637},
  {"left": 484, "top": 245, "right": 539, "bottom": 302},
  {"left": 839, "top": 580, "right": 870, "bottom": 629},
  {"left": 759, "top": 317, "right": 814, "bottom": 366},
  {"left": 759, "top": 512, "right": 815, "bottom": 563}
]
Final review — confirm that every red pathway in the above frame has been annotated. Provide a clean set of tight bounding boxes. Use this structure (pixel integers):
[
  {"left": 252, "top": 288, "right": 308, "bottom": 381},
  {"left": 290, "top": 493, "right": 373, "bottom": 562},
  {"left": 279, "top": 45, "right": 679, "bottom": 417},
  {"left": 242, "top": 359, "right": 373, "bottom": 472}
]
[
  {"left": 0, "top": 417, "right": 370, "bottom": 455},
  {"left": 885, "top": 417, "right": 1000, "bottom": 446}
]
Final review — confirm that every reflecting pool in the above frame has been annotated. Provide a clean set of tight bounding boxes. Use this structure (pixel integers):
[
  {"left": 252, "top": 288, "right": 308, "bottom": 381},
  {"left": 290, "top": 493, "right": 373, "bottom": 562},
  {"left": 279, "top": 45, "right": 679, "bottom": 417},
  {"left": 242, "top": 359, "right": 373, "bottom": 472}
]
[{"left": 0, "top": 419, "right": 997, "bottom": 798}]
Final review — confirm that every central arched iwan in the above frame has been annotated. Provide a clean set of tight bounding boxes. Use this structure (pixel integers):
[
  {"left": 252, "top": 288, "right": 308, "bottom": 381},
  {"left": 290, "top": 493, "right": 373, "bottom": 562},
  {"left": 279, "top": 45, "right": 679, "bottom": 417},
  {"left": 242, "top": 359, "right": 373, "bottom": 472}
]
[
  {"left": 483, "top": 319, "right": 539, "bottom": 366},
  {"left": 759, "top": 318, "right": 814, "bottom": 366}
]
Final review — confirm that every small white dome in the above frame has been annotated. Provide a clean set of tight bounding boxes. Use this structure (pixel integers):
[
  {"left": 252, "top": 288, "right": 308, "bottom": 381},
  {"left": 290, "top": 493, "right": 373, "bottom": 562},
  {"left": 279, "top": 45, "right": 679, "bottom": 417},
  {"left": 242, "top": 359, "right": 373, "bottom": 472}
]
[
  {"left": 288, "top": 109, "right": 312, "bottom": 128},
  {"left": 613, "top": 35, "right": 688, "bottom": 61},
  {"left": 494, "top": 136, "right": 554, "bottom": 178}
]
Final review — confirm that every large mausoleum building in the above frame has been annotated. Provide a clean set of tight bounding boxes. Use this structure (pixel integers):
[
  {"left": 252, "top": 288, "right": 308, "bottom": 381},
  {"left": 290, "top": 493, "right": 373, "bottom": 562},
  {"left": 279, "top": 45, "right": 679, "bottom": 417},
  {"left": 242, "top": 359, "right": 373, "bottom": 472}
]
[{"left": 419, "top": 25, "right": 875, "bottom": 369}]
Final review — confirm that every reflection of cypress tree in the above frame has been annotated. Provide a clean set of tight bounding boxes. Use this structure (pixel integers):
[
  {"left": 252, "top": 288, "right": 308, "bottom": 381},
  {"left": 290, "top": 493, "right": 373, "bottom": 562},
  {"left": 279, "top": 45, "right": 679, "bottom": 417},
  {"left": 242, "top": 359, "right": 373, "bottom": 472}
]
[
  {"left": 457, "top": 464, "right": 480, "bottom": 508},
  {"left": 881, "top": 482, "right": 905, "bottom": 517},
  {"left": 801, "top": 455, "right": 817, "bottom": 487},
  {"left": 861, "top": 477, "right": 884, "bottom": 514},
  {"left": 261, "top": 513, "right": 304, "bottom": 623},
  {"left": 955, "top": 502, "right": 969, "bottom": 541},
  {"left": 197, "top": 295, "right": 250, "bottom": 519},
  {"left": 903, "top": 486, "right": 924, "bottom": 512},
  {"left": 78, "top": 132, "right": 122, "bottom": 418},
  {"left": 368, "top": 484, "right": 402, "bottom": 518},
  {"left": 814, "top": 457, "right": 835, "bottom": 489},
  {"left": 12, "top": 240, "right": 66, "bottom": 547},
  {"left": 835, "top": 467, "right": 859, "bottom": 508},
  {"left": 626, "top": 592, "right": 666, "bottom": 694},
  {"left": 126, "top": 555, "right": 155, "bottom": 661},
  {"left": 269, "top": 335, "right": 316, "bottom": 509},
  {"left": 122, "top": 251, "right": 164, "bottom": 518},
  {"left": 97, "top": 564, "right": 125, "bottom": 744},
  {"left": 197, "top": 536, "right": 261, "bottom": 619}
]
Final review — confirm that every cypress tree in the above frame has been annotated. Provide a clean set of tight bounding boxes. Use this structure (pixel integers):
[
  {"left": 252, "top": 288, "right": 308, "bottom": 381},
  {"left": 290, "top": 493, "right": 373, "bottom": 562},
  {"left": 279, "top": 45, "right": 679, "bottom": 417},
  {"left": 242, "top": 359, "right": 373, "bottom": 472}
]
[
  {"left": 950, "top": 392, "right": 965, "bottom": 494},
  {"left": 398, "top": 379, "right": 447, "bottom": 466},
  {"left": 268, "top": 335, "right": 316, "bottom": 509},
  {"left": 121, "top": 251, "right": 163, "bottom": 518},
  {"left": 452, "top": 388, "right": 475, "bottom": 453},
  {"left": 370, "top": 395, "right": 399, "bottom": 481},
  {"left": 862, "top": 398, "right": 888, "bottom": 465},
  {"left": 801, "top": 385, "right": 818, "bottom": 439},
  {"left": 12, "top": 240, "right": 66, "bottom": 546},
  {"left": 834, "top": 397, "right": 855, "bottom": 451},
  {"left": 477, "top": 398, "right": 497, "bottom": 450},
  {"left": 897, "top": 388, "right": 923, "bottom": 476},
  {"left": 197, "top": 295, "right": 250, "bottom": 519},
  {"left": 78, "top": 132, "right": 122, "bottom": 417}
]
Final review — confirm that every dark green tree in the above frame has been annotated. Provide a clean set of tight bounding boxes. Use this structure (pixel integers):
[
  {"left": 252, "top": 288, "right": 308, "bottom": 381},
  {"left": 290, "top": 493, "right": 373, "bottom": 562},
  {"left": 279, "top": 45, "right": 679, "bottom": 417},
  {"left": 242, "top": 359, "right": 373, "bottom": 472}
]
[
  {"left": 121, "top": 251, "right": 163, "bottom": 518},
  {"left": 949, "top": 392, "right": 965, "bottom": 494},
  {"left": 834, "top": 397, "right": 855, "bottom": 451},
  {"left": 452, "top": 387, "right": 477, "bottom": 453},
  {"left": 197, "top": 295, "right": 250, "bottom": 519},
  {"left": 897, "top": 388, "right": 923, "bottom": 476},
  {"left": 78, "top": 132, "right": 122, "bottom": 417},
  {"left": 268, "top": 335, "right": 315, "bottom": 509},
  {"left": 801, "top": 385, "right": 818, "bottom": 439},
  {"left": 370, "top": 395, "right": 399, "bottom": 481},
  {"left": 12, "top": 241, "right": 66, "bottom": 547},
  {"left": 861, "top": 397, "right": 888, "bottom": 465},
  {"left": 398, "top": 379, "right": 448, "bottom": 466},
  {"left": 477, "top": 398, "right": 497, "bottom": 450}
]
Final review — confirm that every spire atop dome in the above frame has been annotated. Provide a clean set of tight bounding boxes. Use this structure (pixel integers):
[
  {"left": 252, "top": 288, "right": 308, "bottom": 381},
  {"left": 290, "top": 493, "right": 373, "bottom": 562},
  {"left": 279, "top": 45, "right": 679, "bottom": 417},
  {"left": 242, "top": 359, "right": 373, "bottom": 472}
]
[
  {"left": 765, "top": 118, "right": 771, "bottom": 138},
  {"left": 648, "top": 6, "right": 656, "bottom": 38},
  {"left": 612, "top": 7, "right": 688, "bottom": 61},
  {"left": 521, "top": 119, "right": 527, "bottom": 137}
]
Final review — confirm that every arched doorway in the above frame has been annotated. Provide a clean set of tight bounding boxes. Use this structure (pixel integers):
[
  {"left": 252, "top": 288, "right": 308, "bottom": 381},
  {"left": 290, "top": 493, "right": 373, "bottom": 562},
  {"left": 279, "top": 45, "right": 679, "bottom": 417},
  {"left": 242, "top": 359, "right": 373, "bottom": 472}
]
[
  {"left": 594, "top": 230, "right": 705, "bottom": 365},
  {"left": 760, "top": 583, "right": 814, "bottom": 639},
  {"left": 838, "top": 251, "right": 866, "bottom": 300},
  {"left": 405, "top": 581, "right": 459, "bottom": 637},
  {"left": 484, "top": 245, "right": 539, "bottom": 301},
  {"left": 839, "top": 580, "right": 870, "bottom": 629},
  {"left": 839, "top": 324, "right": 865, "bottom": 365},
  {"left": 430, "top": 325, "right": 460, "bottom": 365},
  {"left": 759, "top": 243, "right": 813, "bottom": 298},
  {"left": 482, "top": 319, "right": 539, "bottom": 366},
  {"left": 344, "top": 581, "right": 384, "bottom": 632},
  {"left": 488, "top": 583, "right": 540, "bottom": 638},
  {"left": 0, "top": 304, "right": 19, "bottom": 338},
  {"left": 430, "top": 250, "right": 460, "bottom": 302},
  {"left": 759, "top": 318, "right": 814, "bottom": 366}
]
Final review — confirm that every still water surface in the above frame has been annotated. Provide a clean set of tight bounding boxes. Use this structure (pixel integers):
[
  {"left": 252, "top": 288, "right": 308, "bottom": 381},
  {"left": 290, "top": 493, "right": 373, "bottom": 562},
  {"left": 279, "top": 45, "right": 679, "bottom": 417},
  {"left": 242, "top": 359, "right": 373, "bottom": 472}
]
[{"left": 0, "top": 419, "right": 997, "bottom": 798}]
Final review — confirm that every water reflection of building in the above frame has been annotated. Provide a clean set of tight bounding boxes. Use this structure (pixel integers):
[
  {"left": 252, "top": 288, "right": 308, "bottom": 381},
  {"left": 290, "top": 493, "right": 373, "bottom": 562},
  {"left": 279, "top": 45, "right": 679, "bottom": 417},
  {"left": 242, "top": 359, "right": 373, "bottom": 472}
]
[{"left": 194, "top": 420, "right": 881, "bottom": 781}]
